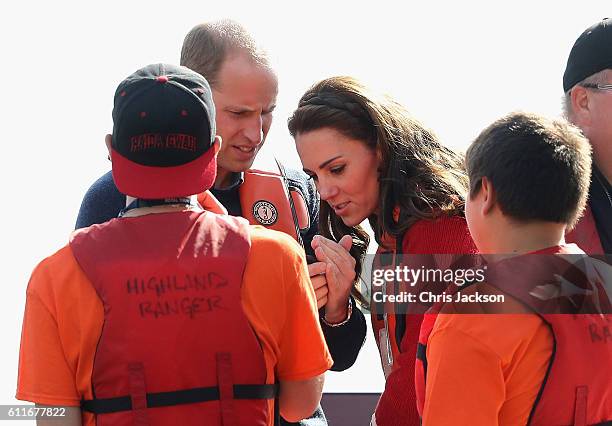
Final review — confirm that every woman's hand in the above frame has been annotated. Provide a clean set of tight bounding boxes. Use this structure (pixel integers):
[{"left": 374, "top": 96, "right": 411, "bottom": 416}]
[{"left": 311, "top": 235, "right": 356, "bottom": 323}]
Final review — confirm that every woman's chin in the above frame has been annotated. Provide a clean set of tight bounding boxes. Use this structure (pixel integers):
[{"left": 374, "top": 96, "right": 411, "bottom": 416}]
[{"left": 339, "top": 214, "right": 367, "bottom": 228}]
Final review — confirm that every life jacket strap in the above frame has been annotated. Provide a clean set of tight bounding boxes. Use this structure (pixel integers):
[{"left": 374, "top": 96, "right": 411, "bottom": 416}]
[
  {"left": 217, "top": 352, "right": 237, "bottom": 426},
  {"left": 416, "top": 343, "right": 428, "bottom": 371},
  {"left": 573, "top": 385, "right": 587, "bottom": 426},
  {"left": 81, "top": 383, "right": 279, "bottom": 414},
  {"left": 128, "top": 362, "right": 149, "bottom": 424},
  {"left": 275, "top": 158, "right": 304, "bottom": 249}
]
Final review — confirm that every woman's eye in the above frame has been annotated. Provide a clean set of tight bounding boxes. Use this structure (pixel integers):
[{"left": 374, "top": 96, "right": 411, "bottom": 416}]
[{"left": 330, "top": 165, "right": 345, "bottom": 175}]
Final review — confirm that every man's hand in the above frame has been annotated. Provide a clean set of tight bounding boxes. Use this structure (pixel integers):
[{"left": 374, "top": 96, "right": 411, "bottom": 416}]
[{"left": 311, "top": 235, "right": 356, "bottom": 323}]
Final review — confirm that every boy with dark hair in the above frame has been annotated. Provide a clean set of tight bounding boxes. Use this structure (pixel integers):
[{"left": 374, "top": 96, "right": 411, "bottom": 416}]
[
  {"left": 465, "top": 112, "right": 591, "bottom": 229},
  {"left": 17, "top": 64, "right": 332, "bottom": 426},
  {"left": 416, "top": 112, "right": 611, "bottom": 425}
]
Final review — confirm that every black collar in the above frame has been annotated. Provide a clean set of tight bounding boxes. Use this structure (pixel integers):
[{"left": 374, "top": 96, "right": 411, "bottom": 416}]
[{"left": 119, "top": 197, "right": 196, "bottom": 217}]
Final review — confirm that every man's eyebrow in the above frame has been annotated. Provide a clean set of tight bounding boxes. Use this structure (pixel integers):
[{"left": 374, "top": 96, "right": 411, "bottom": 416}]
[
  {"left": 224, "top": 104, "right": 276, "bottom": 113},
  {"left": 224, "top": 105, "right": 255, "bottom": 112}
]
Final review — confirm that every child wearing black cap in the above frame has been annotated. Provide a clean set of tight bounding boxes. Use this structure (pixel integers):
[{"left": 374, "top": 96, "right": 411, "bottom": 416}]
[{"left": 16, "top": 64, "right": 332, "bottom": 426}]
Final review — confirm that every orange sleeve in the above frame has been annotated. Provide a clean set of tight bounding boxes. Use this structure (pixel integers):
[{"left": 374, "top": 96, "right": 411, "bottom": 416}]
[
  {"left": 243, "top": 227, "right": 333, "bottom": 382},
  {"left": 16, "top": 256, "right": 81, "bottom": 406},
  {"left": 275, "top": 233, "right": 333, "bottom": 381},
  {"left": 423, "top": 322, "right": 505, "bottom": 426},
  {"left": 423, "top": 314, "right": 551, "bottom": 426}
]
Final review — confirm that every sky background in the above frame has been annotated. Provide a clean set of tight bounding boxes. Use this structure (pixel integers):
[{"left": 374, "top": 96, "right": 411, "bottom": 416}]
[{"left": 1, "top": 0, "right": 609, "bottom": 413}]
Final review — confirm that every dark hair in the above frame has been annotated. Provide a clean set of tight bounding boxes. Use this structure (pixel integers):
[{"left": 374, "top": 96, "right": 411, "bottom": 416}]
[
  {"left": 180, "top": 19, "right": 270, "bottom": 88},
  {"left": 466, "top": 111, "right": 592, "bottom": 228},
  {"left": 288, "top": 76, "right": 468, "bottom": 305}
]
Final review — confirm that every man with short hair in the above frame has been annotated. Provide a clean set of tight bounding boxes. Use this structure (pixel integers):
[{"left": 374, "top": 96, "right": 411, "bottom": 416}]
[
  {"left": 563, "top": 18, "right": 612, "bottom": 255},
  {"left": 75, "top": 20, "right": 367, "bottom": 426},
  {"left": 17, "top": 63, "right": 332, "bottom": 426},
  {"left": 179, "top": 20, "right": 279, "bottom": 192}
]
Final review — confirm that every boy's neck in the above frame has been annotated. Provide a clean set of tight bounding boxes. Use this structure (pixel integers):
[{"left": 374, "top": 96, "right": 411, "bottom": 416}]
[
  {"left": 483, "top": 220, "right": 567, "bottom": 255},
  {"left": 122, "top": 195, "right": 201, "bottom": 218}
]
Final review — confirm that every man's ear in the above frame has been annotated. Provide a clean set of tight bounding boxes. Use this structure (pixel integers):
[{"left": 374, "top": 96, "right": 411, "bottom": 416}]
[
  {"left": 212, "top": 135, "right": 222, "bottom": 157},
  {"left": 480, "top": 176, "right": 496, "bottom": 215},
  {"left": 105, "top": 134, "right": 112, "bottom": 160},
  {"left": 570, "top": 86, "right": 592, "bottom": 129}
]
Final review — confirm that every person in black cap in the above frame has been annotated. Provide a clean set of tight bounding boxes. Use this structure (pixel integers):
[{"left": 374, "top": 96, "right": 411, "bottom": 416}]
[
  {"left": 16, "top": 63, "right": 332, "bottom": 426},
  {"left": 563, "top": 18, "right": 612, "bottom": 255}
]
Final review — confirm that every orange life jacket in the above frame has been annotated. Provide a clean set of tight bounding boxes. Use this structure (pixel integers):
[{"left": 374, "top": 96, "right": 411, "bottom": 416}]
[
  {"left": 198, "top": 164, "right": 310, "bottom": 247},
  {"left": 198, "top": 190, "right": 228, "bottom": 215},
  {"left": 70, "top": 211, "right": 276, "bottom": 426},
  {"left": 415, "top": 247, "right": 612, "bottom": 426}
]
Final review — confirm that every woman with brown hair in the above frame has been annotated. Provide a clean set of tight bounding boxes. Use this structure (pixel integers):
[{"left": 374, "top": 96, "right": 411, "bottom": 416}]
[{"left": 288, "top": 76, "right": 476, "bottom": 425}]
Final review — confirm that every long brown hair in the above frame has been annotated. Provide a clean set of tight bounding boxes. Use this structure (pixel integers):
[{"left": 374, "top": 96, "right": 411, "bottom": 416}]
[{"left": 288, "top": 77, "right": 468, "bottom": 305}]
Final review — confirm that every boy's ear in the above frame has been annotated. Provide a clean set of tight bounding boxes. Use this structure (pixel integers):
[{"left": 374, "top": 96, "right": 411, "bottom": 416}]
[{"left": 480, "top": 176, "right": 496, "bottom": 215}]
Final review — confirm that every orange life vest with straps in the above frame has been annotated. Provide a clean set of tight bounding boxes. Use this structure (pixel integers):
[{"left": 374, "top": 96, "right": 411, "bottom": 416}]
[
  {"left": 198, "top": 163, "right": 310, "bottom": 247},
  {"left": 415, "top": 246, "right": 612, "bottom": 426},
  {"left": 70, "top": 211, "right": 277, "bottom": 426}
]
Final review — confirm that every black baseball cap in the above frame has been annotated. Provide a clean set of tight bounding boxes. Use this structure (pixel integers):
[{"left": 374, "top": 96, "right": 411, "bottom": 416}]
[
  {"left": 111, "top": 63, "right": 217, "bottom": 198},
  {"left": 563, "top": 18, "right": 612, "bottom": 92}
]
